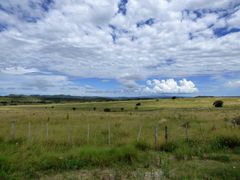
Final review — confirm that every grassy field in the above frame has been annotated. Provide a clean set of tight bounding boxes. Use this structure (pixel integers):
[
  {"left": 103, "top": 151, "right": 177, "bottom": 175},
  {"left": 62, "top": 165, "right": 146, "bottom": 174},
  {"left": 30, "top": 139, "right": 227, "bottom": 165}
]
[{"left": 0, "top": 98, "right": 240, "bottom": 179}]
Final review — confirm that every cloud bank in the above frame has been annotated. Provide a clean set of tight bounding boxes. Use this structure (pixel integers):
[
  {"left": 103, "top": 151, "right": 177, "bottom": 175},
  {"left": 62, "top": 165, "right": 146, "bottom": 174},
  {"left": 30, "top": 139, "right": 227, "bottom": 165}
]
[
  {"left": 145, "top": 79, "right": 198, "bottom": 94},
  {"left": 0, "top": 0, "right": 240, "bottom": 95}
]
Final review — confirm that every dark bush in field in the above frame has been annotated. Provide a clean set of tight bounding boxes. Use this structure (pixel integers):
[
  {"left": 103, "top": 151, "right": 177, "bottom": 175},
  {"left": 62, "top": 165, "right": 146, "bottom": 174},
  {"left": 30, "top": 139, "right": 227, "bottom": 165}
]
[
  {"left": 0, "top": 102, "right": 7, "bottom": 106},
  {"left": 214, "top": 136, "right": 240, "bottom": 149},
  {"left": 51, "top": 106, "right": 55, "bottom": 109},
  {"left": 231, "top": 116, "right": 240, "bottom": 126},
  {"left": 72, "top": 107, "right": 76, "bottom": 111},
  {"left": 172, "top": 96, "right": 176, "bottom": 99},
  {"left": 135, "top": 142, "right": 150, "bottom": 151},
  {"left": 160, "top": 142, "right": 178, "bottom": 152},
  {"left": 93, "top": 107, "right": 96, "bottom": 111},
  {"left": 104, "top": 108, "right": 111, "bottom": 112},
  {"left": 213, "top": 100, "right": 223, "bottom": 107},
  {"left": 136, "top": 103, "right": 141, "bottom": 106},
  {"left": 121, "top": 107, "right": 124, "bottom": 111}
]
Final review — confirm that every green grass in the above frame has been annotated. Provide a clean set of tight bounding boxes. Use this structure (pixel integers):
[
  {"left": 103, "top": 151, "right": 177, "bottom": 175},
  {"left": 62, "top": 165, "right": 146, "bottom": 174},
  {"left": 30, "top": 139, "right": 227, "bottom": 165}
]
[{"left": 0, "top": 97, "right": 240, "bottom": 179}]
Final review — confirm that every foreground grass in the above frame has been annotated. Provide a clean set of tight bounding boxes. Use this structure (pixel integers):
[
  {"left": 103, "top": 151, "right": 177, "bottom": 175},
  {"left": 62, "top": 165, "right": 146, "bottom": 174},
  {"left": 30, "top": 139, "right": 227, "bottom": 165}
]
[
  {"left": 0, "top": 138, "right": 240, "bottom": 179},
  {"left": 0, "top": 97, "right": 240, "bottom": 179}
]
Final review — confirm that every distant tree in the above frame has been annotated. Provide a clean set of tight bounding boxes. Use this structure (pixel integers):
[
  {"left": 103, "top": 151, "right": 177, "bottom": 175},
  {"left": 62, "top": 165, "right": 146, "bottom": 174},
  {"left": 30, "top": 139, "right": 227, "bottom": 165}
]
[
  {"left": 51, "top": 106, "right": 55, "bottom": 109},
  {"left": 136, "top": 103, "right": 141, "bottom": 106},
  {"left": 172, "top": 96, "right": 176, "bottom": 99},
  {"left": 72, "top": 107, "right": 76, "bottom": 111},
  {"left": 104, "top": 108, "right": 111, "bottom": 112},
  {"left": 93, "top": 107, "right": 96, "bottom": 111},
  {"left": 121, "top": 107, "right": 124, "bottom": 111},
  {"left": 213, "top": 100, "right": 223, "bottom": 108},
  {"left": 1, "top": 102, "right": 8, "bottom": 106}
]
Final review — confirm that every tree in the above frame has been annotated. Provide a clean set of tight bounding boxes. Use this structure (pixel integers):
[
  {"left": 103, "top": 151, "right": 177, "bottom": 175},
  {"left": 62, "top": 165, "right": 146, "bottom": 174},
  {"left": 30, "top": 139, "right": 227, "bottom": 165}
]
[
  {"left": 136, "top": 103, "right": 141, "bottom": 106},
  {"left": 104, "top": 108, "right": 111, "bottom": 112},
  {"left": 213, "top": 100, "right": 223, "bottom": 107}
]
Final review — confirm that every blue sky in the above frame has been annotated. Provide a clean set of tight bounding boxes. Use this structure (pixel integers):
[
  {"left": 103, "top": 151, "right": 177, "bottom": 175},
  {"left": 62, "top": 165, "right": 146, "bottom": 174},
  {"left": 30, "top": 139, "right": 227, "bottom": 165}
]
[{"left": 0, "top": 0, "right": 240, "bottom": 97}]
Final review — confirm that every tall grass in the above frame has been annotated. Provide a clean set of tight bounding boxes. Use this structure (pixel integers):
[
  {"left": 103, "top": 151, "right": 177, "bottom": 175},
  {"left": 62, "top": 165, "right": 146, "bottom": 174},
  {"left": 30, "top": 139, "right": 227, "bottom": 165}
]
[{"left": 0, "top": 98, "right": 240, "bottom": 179}]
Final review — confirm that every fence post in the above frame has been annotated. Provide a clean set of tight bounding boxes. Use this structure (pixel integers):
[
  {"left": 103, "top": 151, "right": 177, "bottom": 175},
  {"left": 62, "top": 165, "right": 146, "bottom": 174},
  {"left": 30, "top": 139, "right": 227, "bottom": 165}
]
[
  {"left": 137, "top": 126, "right": 142, "bottom": 142},
  {"left": 87, "top": 123, "right": 90, "bottom": 144},
  {"left": 154, "top": 127, "right": 158, "bottom": 149},
  {"left": 164, "top": 126, "right": 168, "bottom": 143},
  {"left": 185, "top": 123, "right": 189, "bottom": 142},
  {"left": 28, "top": 122, "right": 32, "bottom": 142},
  {"left": 67, "top": 125, "right": 72, "bottom": 144},
  {"left": 108, "top": 122, "right": 111, "bottom": 145},
  {"left": 11, "top": 121, "right": 16, "bottom": 140},
  {"left": 46, "top": 122, "right": 49, "bottom": 141}
]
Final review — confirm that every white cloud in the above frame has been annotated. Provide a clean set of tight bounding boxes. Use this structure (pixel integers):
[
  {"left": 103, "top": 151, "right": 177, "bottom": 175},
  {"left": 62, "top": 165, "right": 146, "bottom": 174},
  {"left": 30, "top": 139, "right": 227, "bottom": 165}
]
[
  {"left": 0, "top": 0, "right": 239, "bottom": 95},
  {"left": 0, "top": 67, "right": 39, "bottom": 75},
  {"left": 144, "top": 78, "right": 198, "bottom": 94},
  {"left": 226, "top": 80, "right": 240, "bottom": 88}
]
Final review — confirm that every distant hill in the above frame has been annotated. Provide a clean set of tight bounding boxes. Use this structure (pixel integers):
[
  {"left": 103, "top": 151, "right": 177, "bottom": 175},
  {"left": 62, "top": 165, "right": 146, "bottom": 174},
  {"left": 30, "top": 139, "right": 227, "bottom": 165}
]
[{"left": 0, "top": 94, "right": 239, "bottom": 106}]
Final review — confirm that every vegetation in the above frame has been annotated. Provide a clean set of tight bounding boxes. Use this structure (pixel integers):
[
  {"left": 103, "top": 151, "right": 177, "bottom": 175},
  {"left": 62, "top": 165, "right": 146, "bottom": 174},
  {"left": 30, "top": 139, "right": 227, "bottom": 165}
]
[
  {"left": 213, "top": 100, "right": 224, "bottom": 107},
  {"left": 0, "top": 97, "right": 240, "bottom": 179}
]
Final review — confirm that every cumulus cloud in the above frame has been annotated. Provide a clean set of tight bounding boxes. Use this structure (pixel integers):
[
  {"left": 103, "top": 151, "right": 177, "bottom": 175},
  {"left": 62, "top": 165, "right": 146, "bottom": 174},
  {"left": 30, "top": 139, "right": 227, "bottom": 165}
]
[
  {"left": 0, "top": 67, "right": 39, "bottom": 75},
  {"left": 226, "top": 80, "right": 240, "bottom": 88},
  {"left": 144, "top": 79, "right": 198, "bottom": 94},
  {"left": 0, "top": 0, "right": 239, "bottom": 95}
]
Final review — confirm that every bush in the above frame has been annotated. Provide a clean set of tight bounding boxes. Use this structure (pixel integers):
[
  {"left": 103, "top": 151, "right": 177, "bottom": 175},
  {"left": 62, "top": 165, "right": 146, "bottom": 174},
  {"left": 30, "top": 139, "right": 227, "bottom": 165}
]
[
  {"left": 213, "top": 100, "right": 223, "bottom": 107},
  {"left": 136, "top": 103, "right": 141, "bottom": 106},
  {"left": 232, "top": 116, "right": 240, "bottom": 126},
  {"left": 135, "top": 142, "right": 150, "bottom": 151},
  {"left": 160, "top": 142, "right": 178, "bottom": 152},
  {"left": 172, "top": 96, "right": 176, "bottom": 99},
  {"left": 121, "top": 107, "right": 124, "bottom": 111},
  {"left": 72, "top": 107, "right": 76, "bottom": 111},
  {"left": 104, "top": 108, "right": 111, "bottom": 112},
  {"left": 93, "top": 107, "right": 96, "bottom": 111},
  {"left": 213, "top": 136, "right": 240, "bottom": 149}
]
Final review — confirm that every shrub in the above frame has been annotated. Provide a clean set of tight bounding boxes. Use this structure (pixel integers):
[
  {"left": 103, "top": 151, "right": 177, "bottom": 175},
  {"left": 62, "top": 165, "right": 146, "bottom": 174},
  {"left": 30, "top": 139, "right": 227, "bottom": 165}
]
[
  {"left": 93, "top": 107, "right": 96, "bottom": 111},
  {"left": 121, "top": 107, "right": 124, "bottom": 111},
  {"left": 135, "top": 142, "right": 150, "bottom": 151},
  {"left": 136, "top": 103, "right": 141, "bottom": 106},
  {"left": 172, "top": 96, "right": 176, "bottom": 99},
  {"left": 213, "top": 136, "right": 240, "bottom": 149},
  {"left": 104, "top": 108, "right": 111, "bottom": 112},
  {"left": 72, "top": 107, "right": 76, "bottom": 111},
  {"left": 213, "top": 100, "right": 223, "bottom": 107},
  {"left": 232, "top": 116, "right": 240, "bottom": 126},
  {"left": 160, "top": 142, "right": 178, "bottom": 152}
]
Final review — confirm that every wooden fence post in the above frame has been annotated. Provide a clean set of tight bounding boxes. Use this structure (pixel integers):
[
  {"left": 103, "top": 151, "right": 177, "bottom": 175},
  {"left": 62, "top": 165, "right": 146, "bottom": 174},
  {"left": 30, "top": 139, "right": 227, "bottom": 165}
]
[
  {"left": 67, "top": 125, "right": 72, "bottom": 144},
  {"left": 108, "top": 122, "right": 111, "bottom": 145},
  {"left": 137, "top": 126, "right": 142, "bottom": 142},
  {"left": 154, "top": 127, "right": 158, "bottom": 148},
  {"left": 185, "top": 123, "right": 189, "bottom": 142},
  {"left": 87, "top": 123, "right": 90, "bottom": 144},
  {"left": 11, "top": 121, "right": 16, "bottom": 140},
  {"left": 28, "top": 122, "right": 32, "bottom": 142},
  {"left": 46, "top": 122, "right": 49, "bottom": 141},
  {"left": 164, "top": 126, "right": 168, "bottom": 143}
]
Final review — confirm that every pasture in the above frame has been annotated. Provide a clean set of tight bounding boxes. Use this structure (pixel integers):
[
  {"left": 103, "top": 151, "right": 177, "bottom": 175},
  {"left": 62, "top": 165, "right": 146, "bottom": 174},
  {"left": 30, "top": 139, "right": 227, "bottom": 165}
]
[{"left": 0, "top": 98, "right": 240, "bottom": 179}]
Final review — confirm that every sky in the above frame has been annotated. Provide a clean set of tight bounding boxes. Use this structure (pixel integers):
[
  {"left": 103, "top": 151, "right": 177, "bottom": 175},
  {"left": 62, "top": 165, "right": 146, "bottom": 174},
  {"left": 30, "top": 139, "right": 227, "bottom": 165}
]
[{"left": 0, "top": 0, "right": 240, "bottom": 97}]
